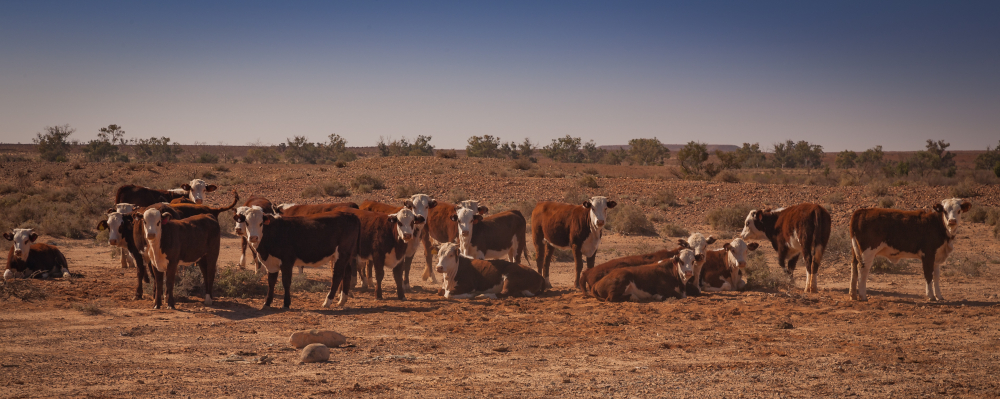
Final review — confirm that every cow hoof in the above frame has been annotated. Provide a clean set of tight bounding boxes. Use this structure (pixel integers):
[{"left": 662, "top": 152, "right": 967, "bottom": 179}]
[
  {"left": 204, "top": 295, "right": 213, "bottom": 306},
  {"left": 282, "top": 306, "right": 290, "bottom": 310},
  {"left": 153, "top": 305, "right": 161, "bottom": 310},
  {"left": 321, "top": 298, "right": 333, "bottom": 308},
  {"left": 134, "top": 295, "right": 143, "bottom": 301}
]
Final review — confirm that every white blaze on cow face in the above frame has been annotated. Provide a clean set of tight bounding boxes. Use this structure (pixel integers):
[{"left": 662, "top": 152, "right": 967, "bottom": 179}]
[
  {"left": 685, "top": 233, "right": 715, "bottom": 257},
  {"left": 584, "top": 196, "right": 617, "bottom": 230},
  {"left": 142, "top": 209, "right": 163, "bottom": 240},
  {"left": 435, "top": 243, "right": 463, "bottom": 293},
  {"left": 391, "top": 208, "right": 423, "bottom": 243},
  {"left": 673, "top": 249, "right": 698, "bottom": 283},
  {"left": 740, "top": 210, "right": 766, "bottom": 240},
  {"left": 239, "top": 206, "right": 266, "bottom": 247},
  {"left": 935, "top": 198, "right": 971, "bottom": 235},
  {"left": 233, "top": 206, "right": 250, "bottom": 236},
  {"left": 451, "top": 207, "right": 481, "bottom": 255},
  {"left": 406, "top": 194, "right": 436, "bottom": 221},
  {"left": 104, "top": 212, "right": 127, "bottom": 246},
  {"left": 114, "top": 203, "right": 137, "bottom": 214},
  {"left": 181, "top": 179, "right": 217, "bottom": 204},
  {"left": 723, "top": 238, "right": 758, "bottom": 270},
  {"left": 4, "top": 229, "right": 38, "bottom": 261}
]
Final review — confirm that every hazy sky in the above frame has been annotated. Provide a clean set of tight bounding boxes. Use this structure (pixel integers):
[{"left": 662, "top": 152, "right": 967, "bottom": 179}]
[{"left": 1, "top": 1, "right": 998, "bottom": 151}]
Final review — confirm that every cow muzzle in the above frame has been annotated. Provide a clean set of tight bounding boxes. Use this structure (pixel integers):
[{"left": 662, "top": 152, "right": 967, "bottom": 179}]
[
  {"left": 195, "top": 199, "right": 204, "bottom": 204},
  {"left": 13, "top": 250, "right": 22, "bottom": 258},
  {"left": 684, "top": 271, "right": 694, "bottom": 279},
  {"left": 249, "top": 236, "right": 260, "bottom": 244},
  {"left": 403, "top": 233, "right": 413, "bottom": 241},
  {"left": 948, "top": 219, "right": 958, "bottom": 226},
  {"left": 145, "top": 233, "right": 156, "bottom": 240},
  {"left": 108, "top": 239, "right": 119, "bottom": 246},
  {"left": 435, "top": 266, "right": 445, "bottom": 274},
  {"left": 596, "top": 220, "right": 605, "bottom": 228}
]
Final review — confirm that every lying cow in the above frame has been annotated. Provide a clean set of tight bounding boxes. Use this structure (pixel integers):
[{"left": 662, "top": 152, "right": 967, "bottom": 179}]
[
  {"left": 590, "top": 249, "right": 700, "bottom": 302},
  {"left": 578, "top": 239, "right": 693, "bottom": 293},
  {"left": 141, "top": 209, "right": 221, "bottom": 310},
  {"left": 452, "top": 207, "right": 529, "bottom": 263},
  {"left": 849, "top": 198, "right": 971, "bottom": 301},
  {"left": 114, "top": 179, "right": 217, "bottom": 206},
  {"left": 532, "top": 197, "right": 617, "bottom": 287},
  {"left": 699, "top": 238, "right": 760, "bottom": 292},
  {"left": 741, "top": 203, "right": 831, "bottom": 293},
  {"left": 435, "top": 243, "right": 548, "bottom": 299},
  {"left": 4, "top": 229, "right": 70, "bottom": 280}
]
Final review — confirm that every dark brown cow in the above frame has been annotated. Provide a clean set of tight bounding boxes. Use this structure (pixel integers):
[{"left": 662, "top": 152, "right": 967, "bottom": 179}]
[
  {"left": 849, "top": 198, "right": 971, "bottom": 301},
  {"left": 340, "top": 208, "right": 424, "bottom": 300},
  {"left": 451, "top": 208, "right": 527, "bottom": 263},
  {"left": 98, "top": 212, "right": 152, "bottom": 299},
  {"left": 359, "top": 195, "right": 435, "bottom": 292},
  {"left": 577, "top": 239, "right": 691, "bottom": 293},
  {"left": 699, "top": 238, "right": 759, "bottom": 292},
  {"left": 140, "top": 209, "right": 220, "bottom": 310},
  {"left": 434, "top": 243, "right": 548, "bottom": 299},
  {"left": 590, "top": 249, "right": 699, "bottom": 302},
  {"left": 235, "top": 196, "right": 277, "bottom": 269},
  {"left": 164, "top": 190, "right": 239, "bottom": 218},
  {"left": 420, "top": 200, "right": 486, "bottom": 284},
  {"left": 531, "top": 197, "right": 617, "bottom": 287},
  {"left": 236, "top": 208, "right": 361, "bottom": 309},
  {"left": 4, "top": 229, "right": 69, "bottom": 280},
  {"left": 276, "top": 202, "right": 359, "bottom": 217},
  {"left": 115, "top": 179, "right": 217, "bottom": 206},
  {"left": 741, "top": 203, "right": 831, "bottom": 293}
]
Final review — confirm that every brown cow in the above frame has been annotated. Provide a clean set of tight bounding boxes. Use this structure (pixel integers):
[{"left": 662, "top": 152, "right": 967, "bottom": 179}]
[
  {"left": 699, "top": 238, "right": 760, "bottom": 292},
  {"left": 341, "top": 208, "right": 424, "bottom": 300},
  {"left": 578, "top": 239, "right": 692, "bottom": 293},
  {"left": 451, "top": 207, "right": 527, "bottom": 263},
  {"left": 359, "top": 195, "right": 436, "bottom": 291},
  {"left": 4, "top": 229, "right": 70, "bottom": 280},
  {"left": 741, "top": 203, "right": 831, "bottom": 293},
  {"left": 421, "top": 200, "right": 487, "bottom": 284},
  {"left": 434, "top": 243, "right": 548, "bottom": 299},
  {"left": 531, "top": 197, "right": 617, "bottom": 287},
  {"left": 590, "top": 249, "right": 699, "bottom": 302},
  {"left": 164, "top": 190, "right": 239, "bottom": 218},
  {"left": 115, "top": 179, "right": 217, "bottom": 206},
  {"left": 849, "top": 198, "right": 971, "bottom": 301},
  {"left": 140, "top": 209, "right": 220, "bottom": 310},
  {"left": 275, "top": 202, "right": 359, "bottom": 217},
  {"left": 234, "top": 196, "right": 277, "bottom": 270}
]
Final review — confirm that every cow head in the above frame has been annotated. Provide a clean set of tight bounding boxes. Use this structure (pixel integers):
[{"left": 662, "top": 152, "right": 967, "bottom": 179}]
[
  {"left": 583, "top": 196, "right": 617, "bottom": 230},
  {"left": 180, "top": 179, "right": 217, "bottom": 204},
  {"left": 670, "top": 249, "right": 700, "bottom": 283},
  {"left": 233, "top": 206, "right": 250, "bottom": 236},
  {"left": 108, "top": 203, "right": 136, "bottom": 215},
  {"left": 98, "top": 212, "right": 128, "bottom": 247},
  {"left": 404, "top": 194, "right": 437, "bottom": 224},
  {"left": 4, "top": 228, "right": 38, "bottom": 262},
  {"left": 685, "top": 233, "right": 716, "bottom": 258},
  {"left": 234, "top": 206, "right": 266, "bottom": 247},
  {"left": 435, "top": 242, "right": 465, "bottom": 292},
  {"left": 141, "top": 208, "right": 165, "bottom": 240},
  {"left": 450, "top": 207, "right": 482, "bottom": 252},
  {"left": 934, "top": 198, "right": 972, "bottom": 235},
  {"left": 390, "top": 208, "right": 424, "bottom": 243},
  {"left": 458, "top": 200, "right": 488, "bottom": 215},
  {"left": 741, "top": 209, "right": 772, "bottom": 240},
  {"left": 723, "top": 238, "right": 759, "bottom": 271}
]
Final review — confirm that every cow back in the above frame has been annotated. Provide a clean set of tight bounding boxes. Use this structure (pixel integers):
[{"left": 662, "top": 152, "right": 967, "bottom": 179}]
[
  {"left": 159, "top": 214, "right": 221, "bottom": 263},
  {"left": 531, "top": 201, "right": 590, "bottom": 248},
  {"left": 360, "top": 200, "right": 403, "bottom": 214},
  {"left": 256, "top": 210, "right": 361, "bottom": 265},
  {"left": 850, "top": 208, "right": 948, "bottom": 254},
  {"left": 281, "top": 202, "right": 359, "bottom": 217},
  {"left": 579, "top": 247, "right": 682, "bottom": 291}
]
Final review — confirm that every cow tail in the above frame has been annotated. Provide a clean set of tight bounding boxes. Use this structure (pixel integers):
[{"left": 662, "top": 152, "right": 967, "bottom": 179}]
[
  {"left": 217, "top": 189, "right": 240, "bottom": 214},
  {"left": 57, "top": 249, "right": 70, "bottom": 275}
]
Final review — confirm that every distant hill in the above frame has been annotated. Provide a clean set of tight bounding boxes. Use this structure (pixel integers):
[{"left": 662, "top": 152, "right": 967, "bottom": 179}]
[{"left": 601, "top": 144, "right": 740, "bottom": 152}]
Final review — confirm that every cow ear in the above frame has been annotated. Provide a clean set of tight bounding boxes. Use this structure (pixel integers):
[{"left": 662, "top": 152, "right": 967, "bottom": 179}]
[
  {"left": 263, "top": 215, "right": 273, "bottom": 225},
  {"left": 97, "top": 220, "right": 108, "bottom": 231},
  {"left": 677, "top": 239, "right": 691, "bottom": 249},
  {"left": 403, "top": 200, "right": 414, "bottom": 209},
  {"left": 388, "top": 215, "right": 399, "bottom": 224},
  {"left": 723, "top": 243, "right": 732, "bottom": 251},
  {"left": 181, "top": 184, "right": 192, "bottom": 191},
  {"left": 428, "top": 200, "right": 438, "bottom": 208},
  {"left": 414, "top": 215, "right": 425, "bottom": 224},
  {"left": 205, "top": 185, "right": 218, "bottom": 192},
  {"left": 271, "top": 205, "right": 283, "bottom": 215},
  {"left": 450, "top": 214, "right": 458, "bottom": 222},
  {"left": 607, "top": 201, "right": 617, "bottom": 209},
  {"left": 747, "top": 242, "right": 760, "bottom": 251},
  {"left": 582, "top": 201, "right": 592, "bottom": 208},
  {"left": 933, "top": 203, "right": 945, "bottom": 213},
  {"left": 960, "top": 201, "right": 972, "bottom": 212},
  {"left": 672, "top": 255, "right": 680, "bottom": 262},
  {"left": 161, "top": 213, "right": 172, "bottom": 223},
  {"left": 477, "top": 206, "right": 489, "bottom": 215},
  {"left": 233, "top": 214, "right": 245, "bottom": 222},
  {"left": 29, "top": 233, "right": 38, "bottom": 242},
  {"left": 695, "top": 254, "right": 704, "bottom": 262},
  {"left": 754, "top": 210, "right": 764, "bottom": 221},
  {"left": 706, "top": 236, "right": 717, "bottom": 244},
  {"left": 3, "top": 232, "right": 13, "bottom": 241},
  {"left": 473, "top": 215, "right": 483, "bottom": 223},
  {"left": 107, "top": 208, "right": 116, "bottom": 214}
]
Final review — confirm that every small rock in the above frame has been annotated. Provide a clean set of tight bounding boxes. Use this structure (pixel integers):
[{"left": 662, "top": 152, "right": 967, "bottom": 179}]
[
  {"left": 300, "top": 343, "right": 330, "bottom": 363},
  {"left": 289, "top": 330, "right": 347, "bottom": 349},
  {"left": 778, "top": 321, "right": 793, "bottom": 329},
  {"left": 399, "top": 367, "right": 414, "bottom": 373}
]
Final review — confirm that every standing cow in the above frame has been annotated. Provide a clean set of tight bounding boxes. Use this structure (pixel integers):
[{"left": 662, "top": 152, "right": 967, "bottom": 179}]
[
  {"left": 531, "top": 197, "right": 617, "bottom": 287},
  {"left": 741, "top": 203, "right": 831, "bottom": 293},
  {"left": 141, "top": 209, "right": 221, "bottom": 310}
]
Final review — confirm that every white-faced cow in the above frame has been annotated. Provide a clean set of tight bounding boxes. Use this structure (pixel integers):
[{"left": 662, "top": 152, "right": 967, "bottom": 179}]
[
  {"left": 103, "top": 203, "right": 139, "bottom": 269},
  {"left": 849, "top": 198, "right": 971, "bottom": 301},
  {"left": 141, "top": 209, "right": 220, "bottom": 310},
  {"left": 421, "top": 200, "right": 489, "bottom": 285},
  {"left": 578, "top": 239, "right": 693, "bottom": 293},
  {"left": 741, "top": 203, "right": 831, "bottom": 293},
  {"left": 359, "top": 194, "right": 438, "bottom": 292},
  {"left": 98, "top": 211, "right": 154, "bottom": 299},
  {"left": 435, "top": 243, "right": 548, "bottom": 299},
  {"left": 451, "top": 207, "right": 528, "bottom": 263},
  {"left": 343, "top": 208, "right": 425, "bottom": 300},
  {"left": 682, "top": 233, "right": 716, "bottom": 296},
  {"left": 699, "top": 238, "right": 760, "bottom": 292},
  {"left": 589, "top": 249, "right": 700, "bottom": 302},
  {"left": 4, "top": 229, "right": 69, "bottom": 280},
  {"left": 531, "top": 197, "right": 617, "bottom": 287},
  {"left": 234, "top": 196, "right": 277, "bottom": 270},
  {"left": 237, "top": 208, "right": 361, "bottom": 309},
  {"left": 114, "top": 179, "right": 218, "bottom": 207}
]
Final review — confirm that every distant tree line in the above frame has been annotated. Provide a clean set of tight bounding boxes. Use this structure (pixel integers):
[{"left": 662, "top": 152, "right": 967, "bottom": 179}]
[{"left": 836, "top": 140, "right": 961, "bottom": 177}]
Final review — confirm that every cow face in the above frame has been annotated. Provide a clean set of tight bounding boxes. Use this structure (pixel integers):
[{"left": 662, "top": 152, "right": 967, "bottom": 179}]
[
  {"left": 141, "top": 209, "right": 164, "bottom": 240},
  {"left": 404, "top": 194, "right": 437, "bottom": 229},
  {"left": 934, "top": 198, "right": 972, "bottom": 234},
  {"left": 4, "top": 228, "right": 38, "bottom": 262},
  {"left": 233, "top": 206, "right": 250, "bottom": 236},
  {"left": 114, "top": 203, "right": 136, "bottom": 214},
  {"left": 435, "top": 243, "right": 463, "bottom": 291},
  {"left": 671, "top": 249, "right": 699, "bottom": 283},
  {"left": 99, "top": 212, "right": 128, "bottom": 247},
  {"left": 583, "top": 196, "right": 617, "bottom": 230},
  {"left": 685, "top": 233, "right": 716, "bottom": 257},
  {"left": 181, "top": 179, "right": 217, "bottom": 204},
  {"left": 450, "top": 207, "right": 483, "bottom": 248},
  {"left": 391, "top": 208, "right": 424, "bottom": 242},
  {"left": 237, "top": 206, "right": 266, "bottom": 246},
  {"left": 741, "top": 209, "right": 768, "bottom": 240},
  {"left": 723, "top": 238, "right": 759, "bottom": 270},
  {"left": 458, "top": 200, "right": 488, "bottom": 215}
]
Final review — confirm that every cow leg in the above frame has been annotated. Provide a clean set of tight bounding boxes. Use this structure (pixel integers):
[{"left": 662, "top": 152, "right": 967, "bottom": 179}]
[
  {"left": 281, "top": 264, "right": 294, "bottom": 309},
  {"left": 811, "top": 244, "right": 825, "bottom": 294},
  {"left": 393, "top": 262, "right": 407, "bottom": 300},
  {"left": 366, "top": 261, "right": 376, "bottom": 289},
  {"left": 152, "top": 268, "right": 164, "bottom": 309},
  {"left": 532, "top": 226, "right": 546, "bottom": 275},
  {"left": 542, "top": 244, "right": 555, "bottom": 280},
  {"left": 857, "top": 251, "right": 877, "bottom": 301},
  {"left": 849, "top": 251, "right": 860, "bottom": 300},
  {"left": 164, "top": 262, "right": 178, "bottom": 310},
  {"left": 922, "top": 256, "right": 938, "bottom": 301},
  {"left": 373, "top": 255, "right": 386, "bottom": 300},
  {"left": 201, "top": 254, "right": 218, "bottom": 306},
  {"left": 239, "top": 237, "right": 248, "bottom": 269},
  {"left": 801, "top": 250, "right": 815, "bottom": 293},
  {"left": 131, "top": 246, "right": 148, "bottom": 300},
  {"left": 263, "top": 272, "right": 279, "bottom": 309},
  {"left": 402, "top": 256, "right": 413, "bottom": 292},
  {"left": 421, "top": 230, "right": 437, "bottom": 283},
  {"left": 572, "top": 247, "right": 585, "bottom": 288}
]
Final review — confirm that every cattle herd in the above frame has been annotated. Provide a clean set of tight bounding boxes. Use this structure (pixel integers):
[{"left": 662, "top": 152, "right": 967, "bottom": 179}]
[{"left": 2, "top": 178, "right": 974, "bottom": 310}]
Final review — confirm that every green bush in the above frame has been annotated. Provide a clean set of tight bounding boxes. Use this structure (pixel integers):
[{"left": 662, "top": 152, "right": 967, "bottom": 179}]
[
  {"left": 377, "top": 135, "right": 435, "bottom": 156},
  {"left": 436, "top": 149, "right": 458, "bottom": 159},
  {"left": 606, "top": 204, "right": 657, "bottom": 236},
  {"left": 195, "top": 152, "right": 219, "bottom": 163},
  {"left": 706, "top": 205, "right": 753, "bottom": 231},
  {"left": 34, "top": 125, "right": 75, "bottom": 162}
]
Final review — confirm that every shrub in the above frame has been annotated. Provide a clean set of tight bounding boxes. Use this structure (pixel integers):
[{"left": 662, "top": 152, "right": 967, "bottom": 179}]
[
  {"left": 877, "top": 197, "right": 895, "bottom": 209},
  {"left": 563, "top": 189, "right": 589, "bottom": 205},
  {"left": 662, "top": 223, "right": 689, "bottom": 238},
  {"left": 582, "top": 167, "right": 599, "bottom": 175},
  {"left": 869, "top": 258, "right": 906, "bottom": 274},
  {"left": 195, "top": 152, "right": 219, "bottom": 164},
  {"left": 448, "top": 187, "right": 468, "bottom": 203},
  {"left": 466, "top": 135, "right": 503, "bottom": 158},
  {"left": 706, "top": 205, "right": 753, "bottom": 231},
  {"left": 34, "top": 125, "right": 75, "bottom": 162},
  {"left": 642, "top": 189, "right": 677, "bottom": 207},
  {"left": 394, "top": 184, "right": 420, "bottom": 199},
  {"left": 715, "top": 170, "right": 740, "bottom": 183},
  {"left": 867, "top": 181, "right": 889, "bottom": 196},
  {"left": 963, "top": 205, "right": 992, "bottom": 223},
  {"left": 606, "top": 204, "right": 657, "bottom": 236},
  {"left": 745, "top": 251, "right": 792, "bottom": 291},
  {"left": 218, "top": 210, "right": 237, "bottom": 237},
  {"left": 301, "top": 186, "right": 323, "bottom": 198},
  {"left": 132, "top": 137, "right": 183, "bottom": 163},
  {"left": 944, "top": 257, "right": 983, "bottom": 278},
  {"left": 950, "top": 181, "right": 978, "bottom": 198},
  {"left": 214, "top": 164, "right": 230, "bottom": 172},
  {"left": 351, "top": 175, "right": 385, "bottom": 190},
  {"left": 287, "top": 273, "right": 329, "bottom": 293},
  {"left": 825, "top": 228, "right": 852, "bottom": 262},
  {"left": 245, "top": 146, "right": 280, "bottom": 164},
  {"left": 677, "top": 141, "right": 708, "bottom": 173},
  {"left": 510, "top": 158, "right": 533, "bottom": 171},
  {"left": 214, "top": 264, "right": 268, "bottom": 298},
  {"left": 70, "top": 299, "right": 108, "bottom": 315},
  {"left": 173, "top": 265, "right": 204, "bottom": 298},
  {"left": 377, "top": 135, "right": 435, "bottom": 156},
  {"left": 437, "top": 149, "right": 458, "bottom": 159},
  {"left": 824, "top": 192, "right": 844, "bottom": 204},
  {"left": 578, "top": 175, "right": 599, "bottom": 188},
  {"left": 627, "top": 138, "right": 670, "bottom": 166},
  {"left": 0, "top": 279, "right": 47, "bottom": 301},
  {"left": 334, "top": 160, "right": 348, "bottom": 168}
]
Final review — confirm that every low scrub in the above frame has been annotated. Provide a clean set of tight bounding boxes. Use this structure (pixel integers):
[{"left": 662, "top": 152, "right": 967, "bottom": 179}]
[
  {"left": 303, "top": 181, "right": 350, "bottom": 198},
  {"left": 496, "top": 199, "right": 537, "bottom": 224},
  {"left": 70, "top": 299, "right": 109, "bottom": 315},
  {"left": 824, "top": 228, "right": 852, "bottom": 263},
  {"left": 706, "top": 204, "right": 753, "bottom": 231},
  {"left": 877, "top": 197, "right": 895, "bottom": 209},
  {"left": 823, "top": 192, "right": 844, "bottom": 204},
  {"left": 745, "top": 251, "right": 792, "bottom": 292},
  {"left": 0, "top": 279, "right": 47, "bottom": 301},
  {"left": 641, "top": 189, "right": 677, "bottom": 207},
  {"left": 351, "top": 175, "right": 386, "bottom": 191},
  {"left": 510, "top": 158, "right": 533, "bottom": 171},
  {"left": 436, "top": 149, "right": 458, "bottom": 159},
  {"left": 661, "top": 223, "right": 689, "bottom": 238},
  {"left": 867, "top": 180, "right": 889, "bottom": 196},
  {"left": 950, "top": 181, "right": 978, "bottom": 198},
  {"left": 214, "top": 264, "right": 267, "bottom": 298},
  {"left": 945, "top": 257, "right": 983, "bottom": 278},
  {"left": 448, "top": 187, "right": 468, "bottom": 203},
  {"left": 714, "top": 170, "right": 740, "bottom": 183},
  {"left": 870, "top": 258, "right": 906, "bottom": 274},
  {"left": 563, "top": 189, "right": 589, "bottom": 205},
  {"left": 578, "top": 175, "right": 599, "bottom": 188},
  {"left": 606, "top": 204, "right": 657, "bottom": 236},
  {"left": 284, "top": 273, "right": 329, "bottom": 293},
  {"left": 394, "top": 184, "right": 420, "bottom": 199}
]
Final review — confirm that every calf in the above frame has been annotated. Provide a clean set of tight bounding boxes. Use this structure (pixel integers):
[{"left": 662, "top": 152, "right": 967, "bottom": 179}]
[
  {"left": 700, "top": 238, "right": 760, "bottom": 292},
  {"left": 435, "top": 243, "right": 547, "bottom": 299},
  {"left": 452, "top": 207, "right": 529, "bottom": 264},
  {"left": 741, "top": 203, "right": 831, "bottom": 293},
  {"left": 578, "top": 239, "right": 692, "bottom": 293},
  {"left": 359, "top": 194, "right": 437, "bottom": 291},
  {"left": 422, "top": 200, "right": 486, "bottom": 284},
  {"left": 237, "top": 208, "right": 361, "bottom": 309},
  {"left": 590, "top": 249, "right": 699, "bottom": 302},
  {"left": 235, "top": 196, "right": 277, "bottom": 270},
  {"left": 849, "top": 198, "right": 971, "bottom": 301},
  {"left": 4, "top": 229, "right": 69, "bottom": 280},
  {"left": 531, "top": 197, "right": 617, "bottom": 287},
  {"left": 345, "top": 208, "right": 425, "bottom": 300},
  {"left": 141, "top": 209, "right": 221, "bottom": 310},
  {"left": 114, "top": 179, "right": 217, "bottom": 206},
  {"left": 97, "top": 212, "right": 152, "bottom": 299}
]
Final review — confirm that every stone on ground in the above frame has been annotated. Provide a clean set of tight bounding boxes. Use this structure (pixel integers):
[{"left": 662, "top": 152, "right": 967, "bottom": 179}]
[{"left": 289, "top": 329, "right": 346, "bottom": 349}]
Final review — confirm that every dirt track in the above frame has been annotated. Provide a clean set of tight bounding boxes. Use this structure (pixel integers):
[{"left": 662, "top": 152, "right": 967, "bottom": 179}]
[{"left": 2, "top": 158, "right": 1000, "bottom": 398}]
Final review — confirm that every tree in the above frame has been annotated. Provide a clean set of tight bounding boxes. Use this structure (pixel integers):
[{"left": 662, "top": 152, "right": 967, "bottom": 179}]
[
  {"left": 377, "top": 135, "right": 435, "bottom": 157},
  {"left": 974, "top": 140, "right": 1000, "bottom": 170},
  {"left": 581, "top": 140, "right": 607, "bottom": 163},
  {"left": 627, "top": 138, "right": 670, "bottom": 166},
  {"left": 835, "top": 150, "right": 857, "bottom": 169},
  {"left": 715, "top": 150, "right": 742, "bottom": 170},
  {"left": 771, "top": 140, "right": 795, "bottom": 168},
  {"left": 540, "top": 135, "right": 584, "bottom": 163},
  {"left": 82, "top": 124, "right": 130, "bottom": 162},
  {"left": 132, "top": 137, "right": 183, "bottom": 162},
  {"left": 677, "top": 141, "right": 708, "bottom": 173},
  {"left": 326, "top": 133, "right": 357, "bottom": 162},
  {"left": 284, "top": 136, "right": 323, "bottom": 164},
  {"left": 792, "top": 141, "right": 824, "bottom": 169},
  {"left": 34, "top": 125, "right": 75, "bottom": 162},
  {"left": 466, "top": 135, "right": 503, "bottom": 158},
  {"left": 735, "top": 143, "right": 767, "bottom": 168}
]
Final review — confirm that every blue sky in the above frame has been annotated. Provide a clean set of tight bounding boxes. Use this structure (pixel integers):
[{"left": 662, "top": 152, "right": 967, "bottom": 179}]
[{"left": 1, "top": 1, "right": 998, "bottom": 151}]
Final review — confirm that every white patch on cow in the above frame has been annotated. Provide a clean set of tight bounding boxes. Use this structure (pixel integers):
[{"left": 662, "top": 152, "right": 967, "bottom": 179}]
[
  {"left": 787, "top": 230, "right": 802, "bottom": 252},
  {"left": 521, "top": 290, "right": 535, "bottom": 297},
  {"left": 773, "top": 207, "right": 786, "bottom": 213},
  {"left": 167, "top": 188, "right": 187, "bottom": 195},
  {"left": 480, "top": 293, "right": 498, "bottom": 300},
  {"left": 740, "top": 210, "right": 765, "bottom": 240},
  {"left": 393, "top": 208, "right": 420, "bottom": 243},
  {"left": 9, "top": 229, "right": 35, "bottom": 262},
  {"left": 454, "top": 207, "right": 478, "bottom": 256},
  {"left": 623, "top": 282, "right": 655, "bottom": 302},
  {"left": 259, "top": 254, "right": 282, "bottom": 274},
  {"left": 436, "top": 243, "right": 464, "bottom": 292},
  {"left": 185, "top": 179, "right": 212, "bottom": 204},
  {"left": 3, "top": 269, "right": 13, "bottom": 280},
  {"left": 939, "top": 198, "right": 967, "bottom": 236},
  {"left": 444, "top": 291, "right": 473, "bottom": 299}
]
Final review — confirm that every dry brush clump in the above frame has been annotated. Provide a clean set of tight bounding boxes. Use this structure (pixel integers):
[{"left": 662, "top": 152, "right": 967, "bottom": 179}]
[
  {"left": 606, "top": 204, "right": 657, "bottom": 236},
  {"left": 640, "top": 189, "right": 678, "bottom": 208},
  {"left": 351, "top": 175, "right": 386, "bottom": 193},
  {"left": 302, "top": 181, "right": 350, "bottom": 198},
  {"left": 394, "top": 184, "right": 420, "bottom": 199},
  {"left": 0, "top": 183, "right": 112, "bottom": 238},
  {"left": 706, "top": 204, "right": 753, "bottom": 231},
  {"left": 744, "top": 251, "right": 792, "bottom": 292},
  {"left": 214, "top": 264, "right": 267, "bottom": 298},
  {"left": 578, "top": 175, "right": 599, "bottom": 188},
  {"left": 0, "top": 279, "right": 47, "bottom": 301}
]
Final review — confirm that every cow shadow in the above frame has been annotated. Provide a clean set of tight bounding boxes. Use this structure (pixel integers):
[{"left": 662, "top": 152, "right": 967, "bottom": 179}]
[
  {"left": 312, "top": 305, "right": 439, "bottom": 316},
  {"left": 823, "top": 287, "right": 999, "bottom": 307}
]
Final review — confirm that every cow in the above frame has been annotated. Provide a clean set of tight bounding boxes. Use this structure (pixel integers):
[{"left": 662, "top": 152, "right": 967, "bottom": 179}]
[
  {"left": 105, "top": 203, "right": 139, "bottom": 269},
  {"left": 421, "top": 200, "right": 487, "bottom": 284},
  {"left": 682, "top": 233, "right": 716, "bottom": 296},
  {"left": 741, "top": 203, "right": 831, "bottom": 293},
  {"left": 236, "top": 208, "right": 361, "bottom": 309},
  {"left": 234, "top": 196, "right": 278, "bottom": 270},
  {"left": 162, "top": 190, "right": 239, "bottom": 219},
  {"left": 848, "top": 198, "right": 971, "bottom": 301},
  {"left": 451, "top": 207, "right": 529, "bottom": 264},
  {"left": 97, "top": 212, "right": 154, "bottom": 300},
  {"left": 275, "top": 202, "right": 359, "bottom": 217},
  {"left": 578, "top": 239, "right": 693, "bottom": 293},
  {"left": 531, "top": 197, "right": 617, "bottom": 287},
  {"left": 699, "top": 238, "right": 760, "bottom": 292},
  {"left": 359, "top": 194, "right": 437, "bottom": 291},
  {"left": 434, "top": 242, "right": 548, "bottom": 299},
  {"left": 141, "top": 209, "right": 220, "bottom": 310},
  {"left": 589, "top": 249, "right": 700, "bottom": 302},
  {"left": 342, "top": 208, "right": 425, "bottom": 300},
  {"left": 3, "top": 229, "right": 69, "bottom": 280},
  {"left": 114, "top": 179, "right": 217, "bottom": 207}
]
